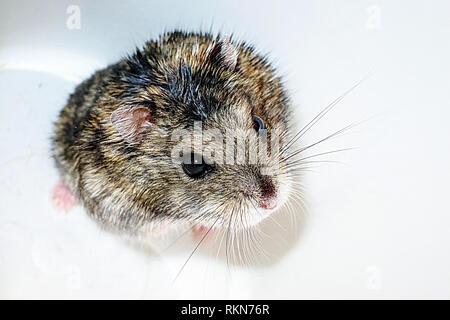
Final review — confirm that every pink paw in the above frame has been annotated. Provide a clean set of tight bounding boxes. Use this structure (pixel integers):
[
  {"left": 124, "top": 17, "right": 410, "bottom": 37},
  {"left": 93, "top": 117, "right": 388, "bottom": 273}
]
[
  {"left": 52, "top": 181, "right": 77, "bottom": 211},
  {"left": 192, "top": 225, "right": 217, "bottom": 241}
]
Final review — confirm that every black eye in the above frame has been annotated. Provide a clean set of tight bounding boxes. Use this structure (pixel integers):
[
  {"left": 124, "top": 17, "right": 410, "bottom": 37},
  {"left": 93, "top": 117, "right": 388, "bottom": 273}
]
[
  {"left": 182, "top": 153, "right": 209, "bottom": 178},
  {"left": 252, "top": 115, "right": 266, "bottom": 132}
]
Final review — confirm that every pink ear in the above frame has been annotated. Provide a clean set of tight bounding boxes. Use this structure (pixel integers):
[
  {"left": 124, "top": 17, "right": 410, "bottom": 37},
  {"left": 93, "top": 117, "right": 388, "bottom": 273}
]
[
  {"left": 209, "top": 36, "right": 238, "bottom": 71},
  {"left": 110, "top": 105, "right": 152, "bottom": 144}
]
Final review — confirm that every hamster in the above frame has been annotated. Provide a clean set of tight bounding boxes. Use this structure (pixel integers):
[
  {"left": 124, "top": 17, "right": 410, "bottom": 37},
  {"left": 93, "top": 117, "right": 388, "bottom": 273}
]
[{"left": 52, "top": 31, "right": 295, "bottom": 239}]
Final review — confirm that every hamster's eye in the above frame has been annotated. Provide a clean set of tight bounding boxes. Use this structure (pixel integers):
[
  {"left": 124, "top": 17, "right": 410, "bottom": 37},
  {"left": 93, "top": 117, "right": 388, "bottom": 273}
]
[
  {"left": 252, "top": 115, "right": 266, "bottom": 132},
  {"left": 182, "top": 153, "right": 209, "bottom": 178}
]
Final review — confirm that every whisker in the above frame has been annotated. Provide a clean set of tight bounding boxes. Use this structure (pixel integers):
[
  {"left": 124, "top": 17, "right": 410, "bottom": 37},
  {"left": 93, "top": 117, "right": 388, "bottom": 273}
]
[
  {"left": 282, "top": 148, "right": 355, "bottom": 171},
  {"left": 225, "top": 205, "right": 236, "bottom": 270},
  {"left": 280, "top": 77, "right": 367, "bottom": 156},
  {"left": 283, "top": 121, "right": 359, "bottom": 162},
  {"left": 172, "top": 216, "right": 220, "bottom": 283}
]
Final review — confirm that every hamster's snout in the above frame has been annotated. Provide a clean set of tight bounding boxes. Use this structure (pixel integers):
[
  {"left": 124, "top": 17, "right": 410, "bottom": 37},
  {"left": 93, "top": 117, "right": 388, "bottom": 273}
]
[
  {"left": 259, "top": 176, "right": 278, "bottom": 210},
  {"left": 260, "top": 196, "right": 277, "bottom": 210}
]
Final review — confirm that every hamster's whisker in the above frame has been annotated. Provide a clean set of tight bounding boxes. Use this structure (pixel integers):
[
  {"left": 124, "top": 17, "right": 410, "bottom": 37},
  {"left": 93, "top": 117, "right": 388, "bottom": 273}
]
[
  {"left": 288, "top": 148, "right": 355, "bottom": 164},
  {"left": 160, "top": 224, "right": 195, "bottom": 253},
  {"left": 160, "top": 195, "right": 225, "bottom": 252},
  {"left": 238, "top": 198, "right": 248, "bottom": 233},
  {"left": 245, "top": 202, "right": 264, "bottom": 265},
  {"left": 226, "top": 199, "right": 245, "bottom": 267},
  {"left": 235, "top": 213, "right": 245, "bottom": 265},
  {"left": 283, "top": 159, "right": 343, "bottom": 172},
  {"left": 246, "top": 202, "right": 276, "bottom": 265},
  {"left": 215, "top": 223, "right": 228, "bottom": 265},
  {"left": 163, "top": 191, "right": 236, "bottom": 261},
  {"left": 282, "top": 152, "right": 352, "bottom": 172},
  {"left": 280, "top": 96, "right": 341, "bottom": 156},
  {"left": 283, "top": 194, "right": 297, "bottom": 229},
  {"left": 225, "top": 205, "right": 235, "bottom": 270},
  {"left": 282, "top": 121, "right": 358, "bottom": 163},
  {"left": 173, "top": 216, "right": 220, "bottom": 283},
  {"left": 232, "top": 204, "right": 245, "bottom": 265},
  {"left": 279, "top": 146, "right": 357, "bottom": 177},
  {"left": 244, "top": 228, "right": 263, "bottom": 266},
  {"left": 252, "top": 226, "right": 270, "bottom": 263},
  {"left": 280, "top": 77, "right": 366, "bottom": 156},
  {"left": 267, "top": 214, "right": 288, "bottom": 234},
  {"left": 276, "top": 165, "right": 315, "bottom": 178}
]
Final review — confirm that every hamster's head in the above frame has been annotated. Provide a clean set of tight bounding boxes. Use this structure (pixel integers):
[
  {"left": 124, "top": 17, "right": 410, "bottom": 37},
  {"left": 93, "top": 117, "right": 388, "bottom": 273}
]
[{"left": 107, "top": 32, "right": 293, "bottom": 232}]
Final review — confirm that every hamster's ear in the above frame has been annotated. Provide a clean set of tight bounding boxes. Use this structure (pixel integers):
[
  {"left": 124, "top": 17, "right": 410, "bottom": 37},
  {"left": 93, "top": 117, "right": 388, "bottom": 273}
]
[
  {"left": 209, "top": 36, "right": 238, "bottom": 71},
  {"left": 110, "top": 105, "right": 152, "bottom": 144}
]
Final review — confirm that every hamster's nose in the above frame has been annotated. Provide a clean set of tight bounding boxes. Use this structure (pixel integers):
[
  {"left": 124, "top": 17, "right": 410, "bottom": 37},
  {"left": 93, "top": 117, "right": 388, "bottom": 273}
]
[
  {"left": 259, "top": 176, "right": 277, "bottom": 210},
  {"left": 260, "top": 196, "right": 277, "bottom": 210}
]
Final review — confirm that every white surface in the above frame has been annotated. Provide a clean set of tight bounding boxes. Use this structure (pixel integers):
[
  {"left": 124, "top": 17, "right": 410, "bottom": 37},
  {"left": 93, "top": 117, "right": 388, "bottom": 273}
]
[{"left": 1, "top": 0, "right": 450, "bottom": 299}]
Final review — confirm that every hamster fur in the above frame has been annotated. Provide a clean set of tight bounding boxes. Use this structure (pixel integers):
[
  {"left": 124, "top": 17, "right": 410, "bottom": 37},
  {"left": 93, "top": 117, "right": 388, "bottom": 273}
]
[{"left": 52, "top": 31, "right": 294, "bottom": 239}]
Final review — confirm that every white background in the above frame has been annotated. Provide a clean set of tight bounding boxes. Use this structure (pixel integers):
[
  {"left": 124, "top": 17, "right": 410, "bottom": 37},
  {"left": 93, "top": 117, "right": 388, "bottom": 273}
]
[{"left": 1, "top": 0, "right": 449, "bottom": 299}]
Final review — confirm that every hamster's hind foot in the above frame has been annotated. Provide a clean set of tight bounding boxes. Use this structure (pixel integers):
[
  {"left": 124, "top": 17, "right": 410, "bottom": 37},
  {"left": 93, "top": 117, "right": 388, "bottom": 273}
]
[{"left": 52, "top": 180, "right": 77, "bottom": 211}]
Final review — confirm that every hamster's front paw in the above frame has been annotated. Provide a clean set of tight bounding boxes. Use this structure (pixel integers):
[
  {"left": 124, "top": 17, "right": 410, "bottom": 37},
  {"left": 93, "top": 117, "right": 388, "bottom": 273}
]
[
  {"left": 52, "top": 181, "right": 77, "bottom": 211},
  {"left": 192, "top": 225, "right": 218, "bottom": 241}
]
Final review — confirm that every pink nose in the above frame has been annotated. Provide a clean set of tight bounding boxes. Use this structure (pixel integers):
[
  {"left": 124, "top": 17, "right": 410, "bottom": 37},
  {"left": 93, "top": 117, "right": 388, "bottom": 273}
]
[{"left": 260, "top": 197, "right": 277, "bottom": 210}]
